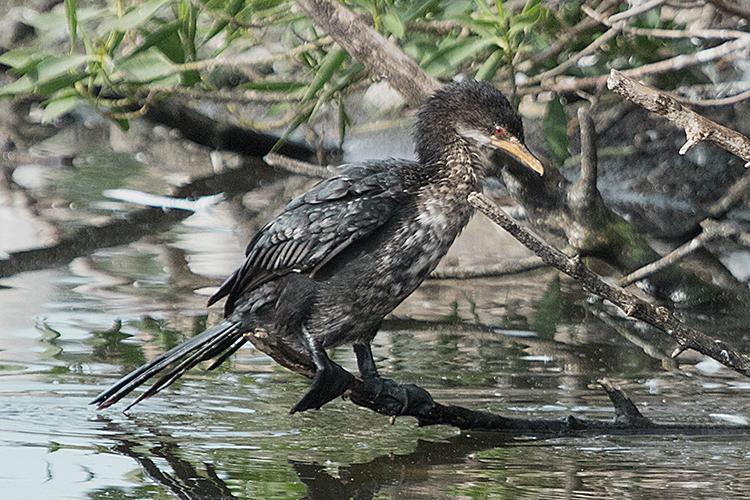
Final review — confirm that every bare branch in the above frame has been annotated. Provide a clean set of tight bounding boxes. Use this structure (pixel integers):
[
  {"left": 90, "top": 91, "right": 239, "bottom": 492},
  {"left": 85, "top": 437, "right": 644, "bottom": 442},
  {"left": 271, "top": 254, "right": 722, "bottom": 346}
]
[
  {"left": 140, "top": 86, "right": 302, "bottom": 104},
  {"left": 584, "top": 5, "right": 749, "bottom": 39},
  {"left": 295, "top": 0, "right": 439, "bottom": 107},
  {"left": 607, "top": 70, "right": 750, "bottom": 165},
  {"left": 468, "top": 191, "right": 750, "bottom": 378},
  {"left": 429, "top": 256, "right": 547, "bottom": 279},
  {"left": 617, "top": 219, "right": 737, "bottom": 287},
  {"left": 523, "top": 0, "right": 621, "bottom": 66},
  {"left": 685, "top": 88, "right": 750, "bottom": 107},
  {"left": 263, "top": 152, "right": 329, "bottom": 178},
  {"left": 519, "top": 37, "right": 750, "bottom": 95},
  {"left": 243, "top": 319, "right": 750, "bottom": 433},
  {"left": 577, "top": 106, "right": 599, "bottom": 203},
  {"left": 708, "top": 170, "right": 750, "bottom": 220}
]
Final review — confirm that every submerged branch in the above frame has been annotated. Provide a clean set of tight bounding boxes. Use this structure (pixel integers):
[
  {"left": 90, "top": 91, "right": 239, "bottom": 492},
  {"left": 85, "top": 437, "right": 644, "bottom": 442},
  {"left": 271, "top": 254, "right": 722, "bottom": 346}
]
[{"left": 244, "top": 326, "right": 749, "bottom": 434}]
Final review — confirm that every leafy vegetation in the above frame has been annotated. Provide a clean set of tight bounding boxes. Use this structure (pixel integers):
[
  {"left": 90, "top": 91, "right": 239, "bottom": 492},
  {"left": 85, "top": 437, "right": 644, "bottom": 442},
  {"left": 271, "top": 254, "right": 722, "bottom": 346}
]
[{"left": 0, "top": 0, "right": 741, "bottom": 158}]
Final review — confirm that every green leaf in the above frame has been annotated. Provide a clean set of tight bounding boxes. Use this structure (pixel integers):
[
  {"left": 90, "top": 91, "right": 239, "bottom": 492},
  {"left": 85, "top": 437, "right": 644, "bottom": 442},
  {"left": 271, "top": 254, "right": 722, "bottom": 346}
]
[
  {"left": 123, "top": 21, "right": 181, "bottom": 62},
  {"left": 154, "top": 24, "right": 187, "bottom": 62},
  {"left": 381, "top": 10, "right": 405, "bottom": 39},
  {"left": 543, "top": 96, "right": 569, "bottom": 164},
  {"left": 28, "top": 7, "right": 103, "bottom": 32},
  {"left": 178, "top": 0, "right": 199, "bottom": 60},
  {"left": 301, "top": 46, "right": 348, "bottom": 103},
  {"left": 27, "top": 54, "right": 89, "bottom": 82},
  {"left": 113, "top": 118, "right": 130, "bottom": 131},
  {"left": 0, "top": 77, "right": 35, "bottom": 96},
  {"left": 114, "top": 49, "right": 176, "bottom": 83},
  {"left": 474, "top": 48, "right": 504, "bottom": 81},
  {"left": 508, "top": 2, "right": 542, "bottom": 38},
  {"left": 99, "top": 0, "right": 171, "bottom": 33},
  {"left": 41, "top": 94, "right": 81, "bottom": 123},
  {"left": 241, "top": 80, "right": 306, "bottom": 92},
  {"left": 0, "top": 48, "right": 49, "bottom": 70},
  {"left": 402, "top": 0, "right": 440, "bottom": 22},
  {"left": 203, "top": 0, "right": 244, "bottom": 43},
  {"left": 0, "top": 72, "right": 85, "bottom": 98},
  {"left": 422, "top": 37, "right": 494, "bottom": 77},
  {"left": 64, "top": 0, "right": 78, "bottom": 49}
]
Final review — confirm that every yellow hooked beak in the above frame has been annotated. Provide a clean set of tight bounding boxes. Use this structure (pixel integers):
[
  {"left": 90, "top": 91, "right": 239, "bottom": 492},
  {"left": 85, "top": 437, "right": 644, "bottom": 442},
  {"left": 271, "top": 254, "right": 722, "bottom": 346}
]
[{"left": 489, "top": 135, "right": 544, "bottom": 176}]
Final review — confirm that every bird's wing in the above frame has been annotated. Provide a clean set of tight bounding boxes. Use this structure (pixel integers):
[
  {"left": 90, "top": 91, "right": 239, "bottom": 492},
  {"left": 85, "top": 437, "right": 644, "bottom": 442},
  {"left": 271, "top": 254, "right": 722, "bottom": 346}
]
[{"left": 208, "top": 160, "right": 412, "bottom": 315}]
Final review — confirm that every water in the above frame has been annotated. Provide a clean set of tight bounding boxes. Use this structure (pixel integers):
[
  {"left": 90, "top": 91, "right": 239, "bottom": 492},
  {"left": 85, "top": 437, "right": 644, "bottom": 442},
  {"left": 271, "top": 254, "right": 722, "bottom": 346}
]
[{"left": 3, "top": 115, "right": 750, "bottom": 499}]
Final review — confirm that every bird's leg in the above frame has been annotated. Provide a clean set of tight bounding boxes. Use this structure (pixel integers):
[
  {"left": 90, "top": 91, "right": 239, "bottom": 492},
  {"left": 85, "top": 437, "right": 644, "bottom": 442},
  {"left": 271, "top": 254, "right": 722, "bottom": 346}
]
[
  {"left": 290, "top": 328, "right": 354, "bottom": 414},
  {"left": 352, "top": 342, "right": 434, "bottom": 417}
]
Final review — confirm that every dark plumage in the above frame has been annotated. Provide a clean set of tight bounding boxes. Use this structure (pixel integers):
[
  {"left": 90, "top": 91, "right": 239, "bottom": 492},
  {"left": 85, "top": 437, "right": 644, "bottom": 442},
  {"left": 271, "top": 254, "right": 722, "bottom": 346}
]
[{"left": 92, "top": 80, "right": 543, "bottom": 414}]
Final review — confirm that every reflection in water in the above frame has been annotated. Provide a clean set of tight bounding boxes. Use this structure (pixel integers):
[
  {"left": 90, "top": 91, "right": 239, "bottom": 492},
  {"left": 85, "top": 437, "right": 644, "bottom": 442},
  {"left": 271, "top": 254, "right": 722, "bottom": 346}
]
[
  {"left": 4, "top": 106, "right": 750, "bottom": 499},
  {"left": 99, "top": 417, "right": 237, "bottom": 500}
]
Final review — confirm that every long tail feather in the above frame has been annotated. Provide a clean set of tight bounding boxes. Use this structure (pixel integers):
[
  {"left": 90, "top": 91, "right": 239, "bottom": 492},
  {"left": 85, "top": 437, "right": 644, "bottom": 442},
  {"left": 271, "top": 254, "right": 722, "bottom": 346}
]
[{"left": 91, "top": 321, "right": 243, "bottom": 410}]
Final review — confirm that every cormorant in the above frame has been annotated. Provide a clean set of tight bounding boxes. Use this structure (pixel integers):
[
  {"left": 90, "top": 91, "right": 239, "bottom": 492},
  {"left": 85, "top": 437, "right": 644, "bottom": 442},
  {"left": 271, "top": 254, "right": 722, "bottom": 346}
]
[{"left": 92, "top": 80, "right": 544, "bottom": 414}]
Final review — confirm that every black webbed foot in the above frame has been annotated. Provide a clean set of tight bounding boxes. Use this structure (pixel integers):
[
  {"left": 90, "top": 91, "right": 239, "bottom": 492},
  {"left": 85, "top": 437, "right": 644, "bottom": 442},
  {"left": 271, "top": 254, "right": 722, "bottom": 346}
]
[
  {"left": 360, "top": 376, "right": 434, "bottom": 416},
  {"left": 290, "top": 329, "right": 354, "bottom": 414},
  {"left": 352, "top": 342, "right": 434, "bottom": 416},
  {"left": 290, "top": 361, "right": 354, "bottom": 414}
]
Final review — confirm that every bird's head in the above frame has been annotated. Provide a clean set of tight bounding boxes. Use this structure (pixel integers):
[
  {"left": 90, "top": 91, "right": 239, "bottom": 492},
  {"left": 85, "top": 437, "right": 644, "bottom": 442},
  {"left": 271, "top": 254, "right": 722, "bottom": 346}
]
[{"left": 414, "top": 80, "right": 544, "bottom": 176}]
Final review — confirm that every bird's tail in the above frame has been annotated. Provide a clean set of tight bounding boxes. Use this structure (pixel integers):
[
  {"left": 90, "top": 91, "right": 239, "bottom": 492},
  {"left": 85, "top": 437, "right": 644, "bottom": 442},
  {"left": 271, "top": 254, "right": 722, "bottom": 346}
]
[{"left": 91, "top": 320, "right": 245, "bottom": 412}]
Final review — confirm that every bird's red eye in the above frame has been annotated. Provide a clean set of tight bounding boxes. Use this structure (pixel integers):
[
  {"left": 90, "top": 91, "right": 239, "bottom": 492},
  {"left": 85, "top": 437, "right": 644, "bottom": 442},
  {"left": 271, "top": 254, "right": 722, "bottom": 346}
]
[{"left": 494, "top": 126, "right": 506, "bottom": 137}]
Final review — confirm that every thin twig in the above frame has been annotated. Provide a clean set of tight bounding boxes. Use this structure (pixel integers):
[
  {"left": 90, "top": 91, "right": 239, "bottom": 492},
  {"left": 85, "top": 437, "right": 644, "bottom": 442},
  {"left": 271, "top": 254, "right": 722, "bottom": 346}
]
[
  {"left": 169, "top": 36, "right": 333, "bottom": 73},
  {"left": 684, "top": 88, "right": 750, "bottom": 107},
  {"left": 617, "top": 219, "right": 737, "bottom": 287},
  {"left": 429, "top": 256, "right": 547, "bottom": 279},
  {"left": 523, "top": 0, "right": 621, "bottom": 66},
  {"left": 263, "top": 152, "right": 330, "bottom": 178},
  {"left": 468, "top": 191, "right": 750, "bottom": 377},
  {"left": 139, "top": 86, "right": 302, "bottom": 104},
  {"left": 519, "top": 37, "right": 750, "bottom": 95},
  {"left": 584, "top": 5, "right": 750, "bottom": 40},
  {"left": 607, "top": 70, "right": 750, "bottom": 165},
  {"left": 707, "top": 170, "right": 750, "bottom": 220}
]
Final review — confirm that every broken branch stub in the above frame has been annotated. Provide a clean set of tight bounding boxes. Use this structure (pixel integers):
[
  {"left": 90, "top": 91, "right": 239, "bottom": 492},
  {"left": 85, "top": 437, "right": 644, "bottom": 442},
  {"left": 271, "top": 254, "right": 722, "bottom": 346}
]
[{"left": 607, "top": 70, "right": 750, "bottom": 166}]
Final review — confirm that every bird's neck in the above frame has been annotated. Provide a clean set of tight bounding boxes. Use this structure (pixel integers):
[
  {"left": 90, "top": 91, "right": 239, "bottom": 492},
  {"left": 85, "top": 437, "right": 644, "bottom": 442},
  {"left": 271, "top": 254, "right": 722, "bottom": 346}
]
[{"left": 420, "top": 136, "right": 485, "bottom": 193}]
